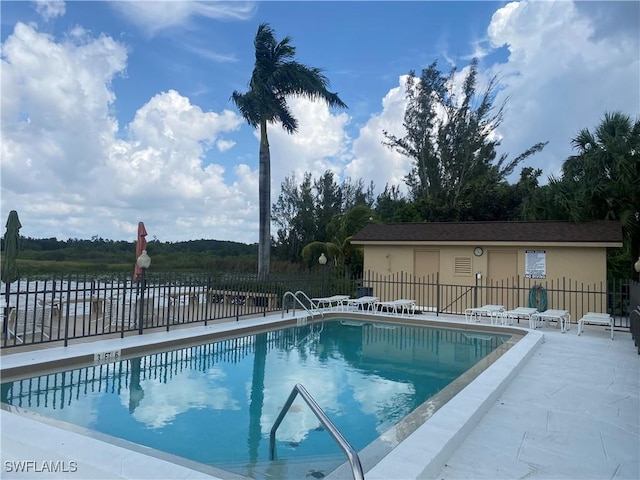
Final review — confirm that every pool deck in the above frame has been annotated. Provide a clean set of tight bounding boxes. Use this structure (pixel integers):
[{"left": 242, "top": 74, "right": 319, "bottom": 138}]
[{"left": 1, "top": 312, "right": 638, "bottom": 479}]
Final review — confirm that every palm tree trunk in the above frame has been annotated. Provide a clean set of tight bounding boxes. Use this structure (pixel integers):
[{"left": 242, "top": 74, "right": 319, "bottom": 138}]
[{"left": 258, "top": 121, "right": 271, "bottom": 280}]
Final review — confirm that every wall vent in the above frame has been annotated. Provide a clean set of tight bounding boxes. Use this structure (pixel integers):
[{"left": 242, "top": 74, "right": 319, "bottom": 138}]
[{"left": 454, "top": 257, "right": 472, "bottom": 275}]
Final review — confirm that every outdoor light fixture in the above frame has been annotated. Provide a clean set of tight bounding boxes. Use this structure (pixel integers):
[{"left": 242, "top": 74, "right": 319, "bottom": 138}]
[
  {"left": 318, "top": 253, "right": 327, "bottom": 265},
  {"left": 476, "top": 271, "right": 482, "bottom": 280},
  {"left": 136, "top": 250, "right": 151, "bottom": 335},
  {"left": 137, "top": 250, "right": 151, "bottom": 269}
]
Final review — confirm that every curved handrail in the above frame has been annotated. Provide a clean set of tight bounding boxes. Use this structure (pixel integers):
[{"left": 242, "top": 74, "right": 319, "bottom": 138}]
[
  {"left": 269, "top": 383, "right": 364, "bottom": 480},
  {"left": 294, "top": 290, "right": 316, "bottom": 308},
  {"left": 281, "top": 291, "right": 323, "bottom": 320}
]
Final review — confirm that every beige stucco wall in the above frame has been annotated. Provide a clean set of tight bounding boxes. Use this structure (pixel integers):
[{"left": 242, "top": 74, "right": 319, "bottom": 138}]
[
  {"left": 363, "top": 243, "right": 607, "bottom": 285},
  {"left": 360, "top": 243, "right": 612, "bottom": 320}
]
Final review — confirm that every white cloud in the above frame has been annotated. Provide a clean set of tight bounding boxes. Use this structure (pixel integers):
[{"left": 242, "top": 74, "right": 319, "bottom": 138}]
[
  {"left": 33, "top": 0, "right": 66, "bottom": 21},
  {"left": 485, "top": 0, "right": 639, "bottom": 181},
  {"left": 346, "top": 79, "right": 412, "bottom": 193},
  {"left": 1, "top": 22, "right": 253, "bottom": 243},
  {"left": 267, "top": 96, "right": 351, "bottom": 188},
  {"left": 110, "top": 0, "right": 256, "bottom": 37},
  {"left": 1, "top": 21, "right": 127, "bottom": 223}
]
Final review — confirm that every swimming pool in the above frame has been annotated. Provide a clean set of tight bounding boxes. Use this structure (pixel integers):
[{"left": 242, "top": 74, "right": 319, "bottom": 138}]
[{"left": 1, "top": 316, "right": 514, "bottom": 478}]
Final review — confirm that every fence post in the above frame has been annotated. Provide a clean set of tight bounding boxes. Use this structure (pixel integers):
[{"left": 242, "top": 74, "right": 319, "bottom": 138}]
[
  {"left": 63, "top": 279, "right": 71, "bottom": 347},
  {"left": 205, "top": 272, "right": 212, "bottom": 326},
  {"left": 436, "top": 272, "right": 440, "bottom": 316},
  {"left": 474, "top": 273, "right": 479, "bottom": 308},
  {"left": 120, "top": 280, "right": 127, "bottom": 339},
  {"left": 166, "top": 274, "right": 171, "bottom": 332}
]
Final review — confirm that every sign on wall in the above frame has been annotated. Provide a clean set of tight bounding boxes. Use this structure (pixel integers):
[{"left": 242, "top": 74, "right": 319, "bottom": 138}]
[{"left": 525, "top": 250, "right": 546, "bottom": 279}]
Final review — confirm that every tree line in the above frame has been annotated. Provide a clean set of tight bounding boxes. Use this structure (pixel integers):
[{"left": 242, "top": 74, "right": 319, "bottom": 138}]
[{"left": 7, "top": 237, "right": 261, "bottom": 276}]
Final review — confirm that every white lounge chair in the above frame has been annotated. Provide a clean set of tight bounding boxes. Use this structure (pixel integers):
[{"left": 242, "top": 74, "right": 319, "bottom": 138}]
[
  {"left": 347, "top": 296, "right": 379, "bottom": 313},
  {"left": 578, "top": 312, "right": 614, "bottom": 340},
  {"left": 376, "top": 299, "right": 416, "bottom": 316},
  {"left": 530, "top": 309, "right": 571, "bottom": 332},
  {"left": 502, "top": 307, "right": 538, "bottom": 326},
  {"left": 5, "top": 306, "right": 50, "bottom": 343},
  {"left": 464, "top": 305, "right": 504, "bottom": 324},
  {"left": 311, "top": 295, "right": 349, "bottom": 311}
]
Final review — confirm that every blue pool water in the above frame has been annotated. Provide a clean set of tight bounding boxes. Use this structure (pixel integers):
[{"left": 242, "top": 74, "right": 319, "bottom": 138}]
[{"left": 1, "top": 319, "right": 510, "bottom": 478}]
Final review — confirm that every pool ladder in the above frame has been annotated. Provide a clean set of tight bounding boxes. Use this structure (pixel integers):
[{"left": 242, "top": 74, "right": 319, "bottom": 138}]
[
  {"left": 270, "top": 383, "right": 365, "bottom": 480},
  {"left": 281, "top": 291, "right": 323, "bottom": 320}
]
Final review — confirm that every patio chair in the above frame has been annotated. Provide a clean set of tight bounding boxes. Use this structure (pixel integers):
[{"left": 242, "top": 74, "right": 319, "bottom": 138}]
[
  {"left": 577, "top": 312, "right": 614, "bottom": 340},
  {"left": 464, "top": 305, "right": 504, "bottom": 324},
  {"left": 5, "top": 306, "right": 50, "bottom": 343},
  {"left": 502, "top": 307, "right": 538, "bottom": 326},
  {"left": 346, "top": 296, "right": 379, "bottom": 313},
  {"left": 375, "top": 299, "right": 416, "bottom": 316},
  {"left": 530, "top": 309, "right": 571, "bottom": 333},
  {"left": 311, "top": 295, "right": 349, "bottom": 311}
]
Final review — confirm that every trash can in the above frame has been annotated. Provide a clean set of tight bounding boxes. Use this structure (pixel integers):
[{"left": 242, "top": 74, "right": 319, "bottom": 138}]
[{"left": 357, "top": 286, "right": 373, "bottom": 298}]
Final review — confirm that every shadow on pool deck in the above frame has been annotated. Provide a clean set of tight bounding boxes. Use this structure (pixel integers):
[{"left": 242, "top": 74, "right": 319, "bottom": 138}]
[{"left": 1, "top": 313, "right": 638, "bottom": 480}]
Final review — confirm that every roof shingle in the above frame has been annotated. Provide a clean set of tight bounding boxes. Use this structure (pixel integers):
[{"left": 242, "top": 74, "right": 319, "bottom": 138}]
[{"left": 350, "top": 221, "right": 623, "bottom": 244}]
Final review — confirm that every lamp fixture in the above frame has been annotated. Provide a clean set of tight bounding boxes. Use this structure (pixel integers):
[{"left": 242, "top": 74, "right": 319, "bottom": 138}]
[{"left": 136, "top": 250, "right": 151, "bottom": 269}]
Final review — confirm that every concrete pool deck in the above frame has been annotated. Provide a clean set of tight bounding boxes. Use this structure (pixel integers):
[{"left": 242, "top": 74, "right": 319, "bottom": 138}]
[{"left": 1, "top": 312, "right": 638, "bottom": 479}]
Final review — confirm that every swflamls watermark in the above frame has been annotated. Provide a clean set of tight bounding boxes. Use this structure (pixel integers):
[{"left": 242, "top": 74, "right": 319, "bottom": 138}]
[{"left": 4, "top": 460, "right": 78, "bottom": 473}]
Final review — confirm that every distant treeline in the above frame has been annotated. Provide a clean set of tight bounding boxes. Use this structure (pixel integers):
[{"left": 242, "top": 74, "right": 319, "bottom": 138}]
[
  {"left": 18, "top": 236, "right": 257, "bottom": 257},
  {"left": 9, "top": 237, "right": 270, "bottom": 276}
]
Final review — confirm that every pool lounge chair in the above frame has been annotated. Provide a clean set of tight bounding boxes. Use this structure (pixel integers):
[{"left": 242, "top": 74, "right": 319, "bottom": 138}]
[
  {"left": 5, "top": 306, "right": 50, "bottom": 343},
  {"left": 530, "top": 309, "right": 571, "bottom": 333},
  {"left": 311, "top": 295, "right": 349, "bottom": 311},
  {"left": 347, "top": 296, "right": 379, "bottom": 313},
  {"left": 376, "top": 299, "right": 416, "bottom": 316},
  {"left": 502, "top": 307, "right": 538, "bottom": 326},
  {"left": 464, "top": 305, "right": 505, "bottom": 324},
  {"left": 578, "top": 312, "right": 614, "bottom": 340}
]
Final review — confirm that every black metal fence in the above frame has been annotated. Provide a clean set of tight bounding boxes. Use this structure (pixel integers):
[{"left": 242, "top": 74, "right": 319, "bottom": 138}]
[
  {"left": 0, "top": 270, "right": 633, "bottom": 350},
  {"left": 362, "top": 271, "right": 633, "bottom": 328},
  {"left": 0, "top": 270, "right": 350, "bottom": 349}
]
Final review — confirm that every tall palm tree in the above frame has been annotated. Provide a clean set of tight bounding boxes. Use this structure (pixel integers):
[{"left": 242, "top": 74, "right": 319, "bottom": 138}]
[{"left": 232, "top": 23, "right": 347, "bottom": 279}]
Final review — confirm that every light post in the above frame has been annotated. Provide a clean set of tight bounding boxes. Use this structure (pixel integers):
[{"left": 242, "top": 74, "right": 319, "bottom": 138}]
[
  {"left": 318, "top": 253, "right": 328, "bottom": 294},
  {"left": 136, "top": 249, "right": 151, "bottom": 335},
  {"left": 474, "top": 271, "right": 482, "bottom": 308}
]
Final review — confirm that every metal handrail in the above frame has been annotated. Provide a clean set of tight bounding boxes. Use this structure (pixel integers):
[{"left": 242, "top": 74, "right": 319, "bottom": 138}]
[
  {"left": 294, "top": 290, "right": 318, "bottom": 308},
  {"left": 281, "top": 291, "right": 323, "bottom": 319},
  {"left": 269, "top": 383, "right": 364, "bottom": 480}
]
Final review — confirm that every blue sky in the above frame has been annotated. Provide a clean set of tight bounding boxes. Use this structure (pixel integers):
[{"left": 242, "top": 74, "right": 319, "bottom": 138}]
[{"left": 1, "top": 1, "right": 638, "bottom": 244}]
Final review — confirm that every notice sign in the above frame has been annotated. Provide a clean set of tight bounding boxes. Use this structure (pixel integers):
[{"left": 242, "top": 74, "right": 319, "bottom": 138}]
[{"left": 525, "top": 250, "right": 546, "bottom": 279}]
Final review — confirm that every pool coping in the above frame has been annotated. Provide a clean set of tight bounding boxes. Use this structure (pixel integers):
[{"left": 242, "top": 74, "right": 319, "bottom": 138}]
[{"left": 0, "top": 312, "right": 544, "bottom": 479}]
